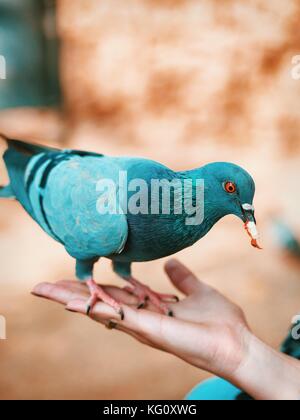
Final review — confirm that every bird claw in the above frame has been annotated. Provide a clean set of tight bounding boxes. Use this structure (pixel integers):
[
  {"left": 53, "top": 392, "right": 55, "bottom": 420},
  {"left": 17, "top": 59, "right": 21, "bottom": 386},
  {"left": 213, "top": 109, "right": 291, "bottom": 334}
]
[
  {"left": 118, "top": 308, "right": 125, "bottom": 321},
  {"left": 127, "top": 277, "right": 177, "bottom": 317},
  {"left": 86, "top": 279, "right": 124, "bottom": 320},
  {"left": 137, "top": 299, "right": 174, "bottom": 316},
  {"left": 87, "top": 300, "right": 124, "bottom": 320},
  {"left": 106, "top": 320, "right": 118, "bottom": 330},
  {"left": 137, "top": 301, "right": 146, "bottom": 309}
]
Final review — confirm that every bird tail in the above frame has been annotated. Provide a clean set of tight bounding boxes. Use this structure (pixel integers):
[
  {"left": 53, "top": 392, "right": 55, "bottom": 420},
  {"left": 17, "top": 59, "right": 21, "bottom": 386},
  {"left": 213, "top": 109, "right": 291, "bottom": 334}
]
[
  {"left": 0, "top": 133, "right": 58, "bottom": 156},
  {"left": 0, "top": 133, "right": 58, "bottom": 203}
]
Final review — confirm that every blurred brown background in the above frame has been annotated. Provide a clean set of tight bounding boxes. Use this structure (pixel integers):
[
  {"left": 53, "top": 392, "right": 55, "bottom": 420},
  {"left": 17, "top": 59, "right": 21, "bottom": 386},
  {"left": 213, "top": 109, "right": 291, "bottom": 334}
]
[{"left": 0, "top": 0, "right": 300, "bottom": 400}]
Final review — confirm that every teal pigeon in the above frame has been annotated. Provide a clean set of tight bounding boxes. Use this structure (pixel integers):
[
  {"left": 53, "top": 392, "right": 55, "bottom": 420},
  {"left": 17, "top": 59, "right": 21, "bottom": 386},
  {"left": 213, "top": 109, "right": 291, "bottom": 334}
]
[{"left": 0, "top": 134, "right": 260, "bottom": 318}]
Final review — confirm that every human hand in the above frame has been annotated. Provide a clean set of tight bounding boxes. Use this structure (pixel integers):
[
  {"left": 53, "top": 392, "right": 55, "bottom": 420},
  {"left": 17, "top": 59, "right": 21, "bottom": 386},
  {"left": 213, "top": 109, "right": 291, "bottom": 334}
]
[
  {"left": 32, "top": 259, "right": 250, "bottom": 380},
  {"left": 32, "top": 260, "right": 300, "bottom": 400}
]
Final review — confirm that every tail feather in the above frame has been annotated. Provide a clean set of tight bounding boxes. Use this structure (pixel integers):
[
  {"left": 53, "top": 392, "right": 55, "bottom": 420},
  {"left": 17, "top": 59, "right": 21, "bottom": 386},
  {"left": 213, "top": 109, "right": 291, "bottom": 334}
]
[
  {"left": 0, "top": 133, "right": 58, "bottom": 155},
  {"left": 0, "top": 134, "right": 58, "bottom": 211}
]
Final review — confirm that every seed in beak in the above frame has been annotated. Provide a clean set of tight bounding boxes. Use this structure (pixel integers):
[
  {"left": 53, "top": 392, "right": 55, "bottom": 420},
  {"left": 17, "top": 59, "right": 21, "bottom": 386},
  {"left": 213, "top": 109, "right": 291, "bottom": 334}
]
[
  {"left": 244, "top": 221, "right": 262, "bottom": 250},
  {"left": 250, "top": 238, "right": 262, "bottom": 249}
]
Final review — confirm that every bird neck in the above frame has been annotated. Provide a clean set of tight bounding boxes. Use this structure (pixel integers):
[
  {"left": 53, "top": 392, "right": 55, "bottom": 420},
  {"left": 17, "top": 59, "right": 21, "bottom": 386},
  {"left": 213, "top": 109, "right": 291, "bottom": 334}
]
[
  {"left": 178, "top": 166, "right": 204, "bottom": 182},
  {"left": 169, "top": 167, "right": 224, "bottom": 247}
]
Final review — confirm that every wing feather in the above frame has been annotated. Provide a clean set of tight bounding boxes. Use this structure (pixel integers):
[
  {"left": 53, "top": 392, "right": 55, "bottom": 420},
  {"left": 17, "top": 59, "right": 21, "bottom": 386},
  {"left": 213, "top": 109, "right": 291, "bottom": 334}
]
[{"left": 42, "top": 155, "right": 128, "bottom": 260}]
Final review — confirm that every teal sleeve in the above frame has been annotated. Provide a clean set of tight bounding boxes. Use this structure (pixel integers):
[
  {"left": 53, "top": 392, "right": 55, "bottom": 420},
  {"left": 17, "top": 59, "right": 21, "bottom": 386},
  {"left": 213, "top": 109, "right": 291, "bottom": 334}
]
[{"left": 185, "top": 378, "right": 241, "bottom": 401}]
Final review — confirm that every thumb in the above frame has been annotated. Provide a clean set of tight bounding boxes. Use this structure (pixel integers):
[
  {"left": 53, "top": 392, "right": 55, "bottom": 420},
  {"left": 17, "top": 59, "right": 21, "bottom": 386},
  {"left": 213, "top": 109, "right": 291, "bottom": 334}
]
[{"left": 164, "top": 259, "right": 203, "bottom": 296}]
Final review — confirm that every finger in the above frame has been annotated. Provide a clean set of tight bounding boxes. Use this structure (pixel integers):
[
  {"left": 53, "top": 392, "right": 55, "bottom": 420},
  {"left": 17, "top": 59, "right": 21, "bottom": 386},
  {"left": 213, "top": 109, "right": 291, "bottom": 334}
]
[
  {"left": 66, "top": 299, "right": 123, "bottom": 321},
  {"left": 66, "top": 298, "right": 174, "bottom": 344},
  {"left": 120, "top": 306, "right": 204, "bottom": 357},
  {"left": 51, "top": 280, "right": 140, "bottom": 307},
  {"left": 109, "top": 323, "right": 173, "bottom": 354},
  {"left": 164, "top": 259, "right": 203, "bottom": 296},
  {"left": 66, "top": 299, "right": 152, "bottom": 326},
  {"left": 116, "top": 324, "right": 157, "bottom": 348},
  {"left": 66, "top": 299, "right": 202, "bottom": 355},
  {"left": 109, "top": 314, "right": 213, "bottom": 363},
  {"left": 70, "top": 308, "right": 154, "bottom": 347},
  {"left": 32, "top": 283, "right": 84, "bottom": 305},
  {"left": 66, "top": 293, "right": 215, "bottom": 363},
  {"left": 102, "top": 286, "right": 139, "bottom": 306},
  {"left": 94, "top": 317, "right": 161, "bottom": 349},
  {"left": 56, "top": 280, "right": 88, "bottom": 291}
]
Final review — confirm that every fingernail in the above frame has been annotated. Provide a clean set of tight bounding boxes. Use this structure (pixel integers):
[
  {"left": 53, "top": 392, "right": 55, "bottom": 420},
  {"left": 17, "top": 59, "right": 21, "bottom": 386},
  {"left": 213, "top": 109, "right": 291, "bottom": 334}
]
[
  {"left": 31, "top": 291, "right": 46, "bottom": 298},
  {"left": 31, "top": 287, "right": 41, "bottom": 296},
  {"left": 65, "top": 307, "right": 78, "bottom": 313},
  {"left": 66, "top": 303, "right": 79, "bottom": 311},
  {"left": 166, "top": 259, "right": 178, "bottom": 269}
]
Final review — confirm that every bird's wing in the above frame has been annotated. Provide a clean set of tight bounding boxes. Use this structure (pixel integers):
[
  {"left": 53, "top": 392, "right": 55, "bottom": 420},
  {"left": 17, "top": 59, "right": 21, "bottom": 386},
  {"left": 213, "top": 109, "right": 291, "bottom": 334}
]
[
  {"left": 40, "top": 154, "right": 128, "bottom": 260},
  {"left": 1, "top": 137, "right": 128, "bottom": 258}
]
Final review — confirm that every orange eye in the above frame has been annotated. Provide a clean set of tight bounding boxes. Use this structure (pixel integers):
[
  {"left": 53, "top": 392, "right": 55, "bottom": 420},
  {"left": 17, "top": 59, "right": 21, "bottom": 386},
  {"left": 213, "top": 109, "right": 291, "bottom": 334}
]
[{"left": 224, "top": 181, "right": 236, "bottom": 194}]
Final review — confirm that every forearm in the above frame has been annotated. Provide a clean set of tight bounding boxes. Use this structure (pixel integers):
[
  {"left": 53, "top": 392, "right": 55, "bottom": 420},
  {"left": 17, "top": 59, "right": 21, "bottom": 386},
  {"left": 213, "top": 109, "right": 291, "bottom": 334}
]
[{"left": 232, "top": 331, "right": 300, "bottom": 400}]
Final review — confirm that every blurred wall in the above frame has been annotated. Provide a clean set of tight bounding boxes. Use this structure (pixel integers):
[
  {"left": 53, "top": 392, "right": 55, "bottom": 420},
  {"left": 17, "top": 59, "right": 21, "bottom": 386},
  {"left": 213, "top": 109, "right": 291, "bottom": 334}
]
[{"left": 57, "top": 0, "right": 300, "bottom": 156}]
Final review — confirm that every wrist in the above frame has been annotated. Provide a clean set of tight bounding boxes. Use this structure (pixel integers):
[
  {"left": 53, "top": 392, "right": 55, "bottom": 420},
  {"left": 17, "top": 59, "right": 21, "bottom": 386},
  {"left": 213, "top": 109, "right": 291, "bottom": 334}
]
[{"left": 231, "top": 331, "right": 300, "bottom": 400}]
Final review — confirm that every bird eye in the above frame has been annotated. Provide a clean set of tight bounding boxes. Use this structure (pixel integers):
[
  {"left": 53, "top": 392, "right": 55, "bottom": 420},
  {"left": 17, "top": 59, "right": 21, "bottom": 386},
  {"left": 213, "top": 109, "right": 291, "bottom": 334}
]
[{"left": 224, "top": 181, "right": 236, "bottom": 194}]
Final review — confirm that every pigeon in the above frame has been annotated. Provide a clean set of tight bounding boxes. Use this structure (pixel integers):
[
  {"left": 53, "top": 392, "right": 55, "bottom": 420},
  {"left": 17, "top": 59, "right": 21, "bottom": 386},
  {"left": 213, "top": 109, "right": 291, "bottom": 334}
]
[{"left": 0, "top": 134, "right": 260, "bottom": 318}]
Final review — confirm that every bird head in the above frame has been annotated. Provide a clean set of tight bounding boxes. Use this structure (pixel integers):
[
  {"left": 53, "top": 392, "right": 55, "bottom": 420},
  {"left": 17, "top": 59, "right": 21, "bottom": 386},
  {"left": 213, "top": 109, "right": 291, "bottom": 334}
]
[{"left": 202, "top": 162, "right": 261, "bottom": 249}]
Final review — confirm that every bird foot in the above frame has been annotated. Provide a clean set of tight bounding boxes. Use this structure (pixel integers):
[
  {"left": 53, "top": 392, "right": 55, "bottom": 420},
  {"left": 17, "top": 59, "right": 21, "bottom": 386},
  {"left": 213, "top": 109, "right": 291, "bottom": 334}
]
[
  {"left": 86, "top": 279, "right": 124, "bottom": 320},
  {"left": 124, "top": 278, "right": 178, "bottom": 316}
]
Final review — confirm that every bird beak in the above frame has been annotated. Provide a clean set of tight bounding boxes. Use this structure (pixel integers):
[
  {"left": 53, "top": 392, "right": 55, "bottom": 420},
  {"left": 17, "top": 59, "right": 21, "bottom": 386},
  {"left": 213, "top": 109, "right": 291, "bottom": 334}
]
[{"left": 241, "top": 204, "right": 262, "bottom": 250}]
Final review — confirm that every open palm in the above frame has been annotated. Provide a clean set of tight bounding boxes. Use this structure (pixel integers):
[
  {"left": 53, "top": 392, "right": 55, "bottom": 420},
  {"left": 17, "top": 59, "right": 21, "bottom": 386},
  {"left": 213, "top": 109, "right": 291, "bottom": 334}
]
[{"left": 32, "top": 259, "right": 250, "bottom": 380}]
